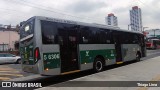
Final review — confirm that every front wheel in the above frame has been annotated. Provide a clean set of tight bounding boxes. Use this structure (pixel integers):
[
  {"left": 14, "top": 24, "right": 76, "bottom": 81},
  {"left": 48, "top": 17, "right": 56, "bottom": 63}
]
[{"left": 93, "top": 58, "right": 104, "bottom": 72}]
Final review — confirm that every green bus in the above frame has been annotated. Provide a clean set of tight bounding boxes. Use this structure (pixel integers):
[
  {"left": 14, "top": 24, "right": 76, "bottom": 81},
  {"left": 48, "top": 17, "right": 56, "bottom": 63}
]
[{"left": 19, "top": 16, "right": 146, "bottom": 75}]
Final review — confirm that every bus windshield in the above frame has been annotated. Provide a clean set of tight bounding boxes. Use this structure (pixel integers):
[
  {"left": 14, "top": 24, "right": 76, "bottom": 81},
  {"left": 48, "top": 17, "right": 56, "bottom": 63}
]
[{"left": 20, "top": 19, "right": 34, "bottom": 39}]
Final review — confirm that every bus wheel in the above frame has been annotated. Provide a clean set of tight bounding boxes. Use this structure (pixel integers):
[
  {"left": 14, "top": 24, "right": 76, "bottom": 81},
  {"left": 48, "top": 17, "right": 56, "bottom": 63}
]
[
  {"left": 93, "top": 58, "right": 104, "bottom": 72},
  {"left": 136, "top": 53, "right": 141, "bottom": 62}
]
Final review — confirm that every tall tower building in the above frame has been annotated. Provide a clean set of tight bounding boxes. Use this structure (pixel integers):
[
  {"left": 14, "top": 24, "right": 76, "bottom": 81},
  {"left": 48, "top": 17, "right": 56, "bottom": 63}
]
[
  {"left": 105, "top": 13, "right": 118, "bottom": 26},
  {"left": 130, "top": 6, "right": 142, "bottom": 31}
]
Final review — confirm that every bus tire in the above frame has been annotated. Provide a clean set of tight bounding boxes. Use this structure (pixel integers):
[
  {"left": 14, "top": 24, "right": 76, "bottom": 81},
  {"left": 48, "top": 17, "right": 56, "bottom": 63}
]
[
  {"left": 136, "top": 52, "right": 141, "bottom": 62},
  {"left": 93, "top": 58, "right": 104, "bottom": 72}
]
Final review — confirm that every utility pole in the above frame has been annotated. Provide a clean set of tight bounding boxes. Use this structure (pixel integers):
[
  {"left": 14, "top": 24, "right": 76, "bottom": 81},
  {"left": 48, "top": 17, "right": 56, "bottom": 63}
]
[
  {"left": 143, "top": 27, "right": 148, "bottom": 32},
  {"left": 153, "top": 29, "right": 156, "bottom": 37}
]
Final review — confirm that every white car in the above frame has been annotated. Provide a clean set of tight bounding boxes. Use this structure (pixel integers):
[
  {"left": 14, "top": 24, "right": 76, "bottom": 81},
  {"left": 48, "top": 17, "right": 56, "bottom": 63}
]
[{"left": 0, "top": 53, "right": 21, "bottom": 64}]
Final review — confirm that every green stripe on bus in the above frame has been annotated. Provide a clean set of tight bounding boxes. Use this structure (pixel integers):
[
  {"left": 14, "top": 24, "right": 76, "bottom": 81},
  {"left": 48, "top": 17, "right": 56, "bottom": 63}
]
[
  {"left": 43, "top": 52, "right": 60, "bottom": 69},
  {"left": 43, "top": 49, "right": 115, "bottom": 69},
  {"left": 80, "top": 49, "right": 116, "bottom": 64}
]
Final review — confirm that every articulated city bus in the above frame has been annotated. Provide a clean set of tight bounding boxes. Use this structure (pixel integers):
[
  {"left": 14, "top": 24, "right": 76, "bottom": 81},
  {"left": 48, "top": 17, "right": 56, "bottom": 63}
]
[{"left": 19, "top": 16, "right": 146, "bottom": 75}]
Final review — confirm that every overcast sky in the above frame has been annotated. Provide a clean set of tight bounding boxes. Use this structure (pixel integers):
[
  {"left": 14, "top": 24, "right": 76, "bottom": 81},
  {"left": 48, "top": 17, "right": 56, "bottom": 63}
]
[{"left": 0, "top": 0, "right": 159, "bottom": 30}]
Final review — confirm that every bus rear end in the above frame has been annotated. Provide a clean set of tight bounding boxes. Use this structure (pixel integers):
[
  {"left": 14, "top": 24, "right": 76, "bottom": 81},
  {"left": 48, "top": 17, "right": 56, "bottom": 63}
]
[
  {"left": 20, "top": 17, "right": 39, "bottom": 73},
  {"left": 146, "top": 39, "right": 160, "bottom": 49},
  {"left": 146, "top": 42, "right": 154, "bottom": 49}
]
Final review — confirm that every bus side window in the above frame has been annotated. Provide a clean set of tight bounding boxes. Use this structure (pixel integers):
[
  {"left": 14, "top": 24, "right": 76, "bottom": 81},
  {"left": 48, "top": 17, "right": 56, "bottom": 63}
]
[
  {"left": 79, "top": 26, "right": 90, "bottom": 44},
  {"left": 98, "top": 29, "right": 113, "bottom": 44},
  {"left": 133, "top": 35, "right": 139, "bottom": 44},
  {"left": 41, "top": 20, "right": 58, "bottom": 44}
]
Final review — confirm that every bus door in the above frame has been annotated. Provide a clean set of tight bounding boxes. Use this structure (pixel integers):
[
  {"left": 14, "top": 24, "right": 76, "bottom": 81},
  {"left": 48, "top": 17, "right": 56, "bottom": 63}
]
[
  {"left": 59, "top": 29, "right": 79, "bottom": 73},
  {"left": 113, "top": 32, "right": 123, "bottom": 63}
]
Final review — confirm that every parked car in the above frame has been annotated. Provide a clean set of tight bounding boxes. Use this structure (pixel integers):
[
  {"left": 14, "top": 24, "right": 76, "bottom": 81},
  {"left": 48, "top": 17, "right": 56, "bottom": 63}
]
[{"left": 0, "top": 53, "right": 21, "bottom": 64}]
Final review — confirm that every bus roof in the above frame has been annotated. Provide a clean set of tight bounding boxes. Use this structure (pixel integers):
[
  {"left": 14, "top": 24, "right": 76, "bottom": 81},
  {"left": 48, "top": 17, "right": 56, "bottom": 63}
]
[{"left": 26, "top": 16, "right": 143, "bottom": 35}]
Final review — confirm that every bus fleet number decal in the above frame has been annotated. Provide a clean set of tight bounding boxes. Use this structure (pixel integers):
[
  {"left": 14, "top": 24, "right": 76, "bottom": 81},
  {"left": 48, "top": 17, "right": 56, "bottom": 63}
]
[{"left": 44, "top": 54, "right": 60, "bottom": 60}]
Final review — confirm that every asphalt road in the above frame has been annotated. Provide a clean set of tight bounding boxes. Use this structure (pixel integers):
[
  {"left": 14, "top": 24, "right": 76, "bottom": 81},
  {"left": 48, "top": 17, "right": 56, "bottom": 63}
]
[{"left": 146, "top": 49, "right": 160, "bottom": 55}]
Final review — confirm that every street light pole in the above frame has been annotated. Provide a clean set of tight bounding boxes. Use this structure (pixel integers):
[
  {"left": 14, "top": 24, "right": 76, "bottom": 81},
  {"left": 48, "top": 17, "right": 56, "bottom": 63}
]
[
  {"left": 154, "top": 30, "right": 155, "bottom": 37},
  {"left": 143, "top": 27, "right": 148, "bottom": 32},
  {"left": 128, "top": 24, "right": 134, "bottom": 30}
]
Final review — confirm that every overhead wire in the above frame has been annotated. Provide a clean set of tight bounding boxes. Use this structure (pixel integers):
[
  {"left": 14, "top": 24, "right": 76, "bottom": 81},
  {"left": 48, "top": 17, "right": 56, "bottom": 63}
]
[
  {"left": 0, "top": 7, "right": 29, "bottom": 24},
  {"left": 20, "top": 0, "right": 105, "bottom": 20},
  {"left": 4, "top": 0, "right": 104, "bottom": 24},
  {"left": 137, "top": 0, "right": 158, "bottom": 12}
]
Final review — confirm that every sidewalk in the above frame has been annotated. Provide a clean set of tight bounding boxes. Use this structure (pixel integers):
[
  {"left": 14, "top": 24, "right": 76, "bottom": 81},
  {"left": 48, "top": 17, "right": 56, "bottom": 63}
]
[{"left": 36, "top": 56, "right": 160, "bottom": 90}]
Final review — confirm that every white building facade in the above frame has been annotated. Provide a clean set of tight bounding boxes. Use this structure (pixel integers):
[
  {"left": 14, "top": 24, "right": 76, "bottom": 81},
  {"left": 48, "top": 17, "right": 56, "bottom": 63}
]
[
  {"left": 130, "top": 6, "right": 143, "bottom": 31},
  {"left": 105, "top": 13, "right": 118, "bottom": 26}
]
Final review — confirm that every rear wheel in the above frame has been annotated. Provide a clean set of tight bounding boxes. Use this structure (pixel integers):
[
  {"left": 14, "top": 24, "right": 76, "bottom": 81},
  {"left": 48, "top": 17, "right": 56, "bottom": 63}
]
[
  {"left": 93, "top": 58, "right": 104, "bottom": 72},
  {"left": 136, "top": 53, "right": 141, "bottom": 62}
]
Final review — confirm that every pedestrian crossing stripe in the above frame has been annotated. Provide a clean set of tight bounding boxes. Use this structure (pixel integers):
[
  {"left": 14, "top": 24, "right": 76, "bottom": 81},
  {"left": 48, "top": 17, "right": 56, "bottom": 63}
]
[
  {"left": 0, "top": 66, "right": 23, "bottom": 81},
  {"left": 0, "top": 71, "right": 20, "bottom": 72},
  {"left": 0, "top": 74, "right": 23, "bottom": 77},
  {"left": 0, "top": 77, "right": 11, "bottom": 80}
]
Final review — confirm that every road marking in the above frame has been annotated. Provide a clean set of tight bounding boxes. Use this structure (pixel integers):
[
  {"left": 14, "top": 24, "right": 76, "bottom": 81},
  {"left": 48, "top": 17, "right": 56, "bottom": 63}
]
[
  {"left": 0, "top": 71, "right": 20, "bottom": 73},
  {"left": 0, "top": 74, "right": 23, "bottom": 77},
  {"left": 0, "top": 77, "right": 11, "bottom": 81},
  {"left": 0, "top": 65, "right": 24, "bottom": 81},
  {"left": 0, "top": 67, "right": 15, "bottom": 71},
  {"left": 137, "top": 74, "right": 160, "bottom": 90}
]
